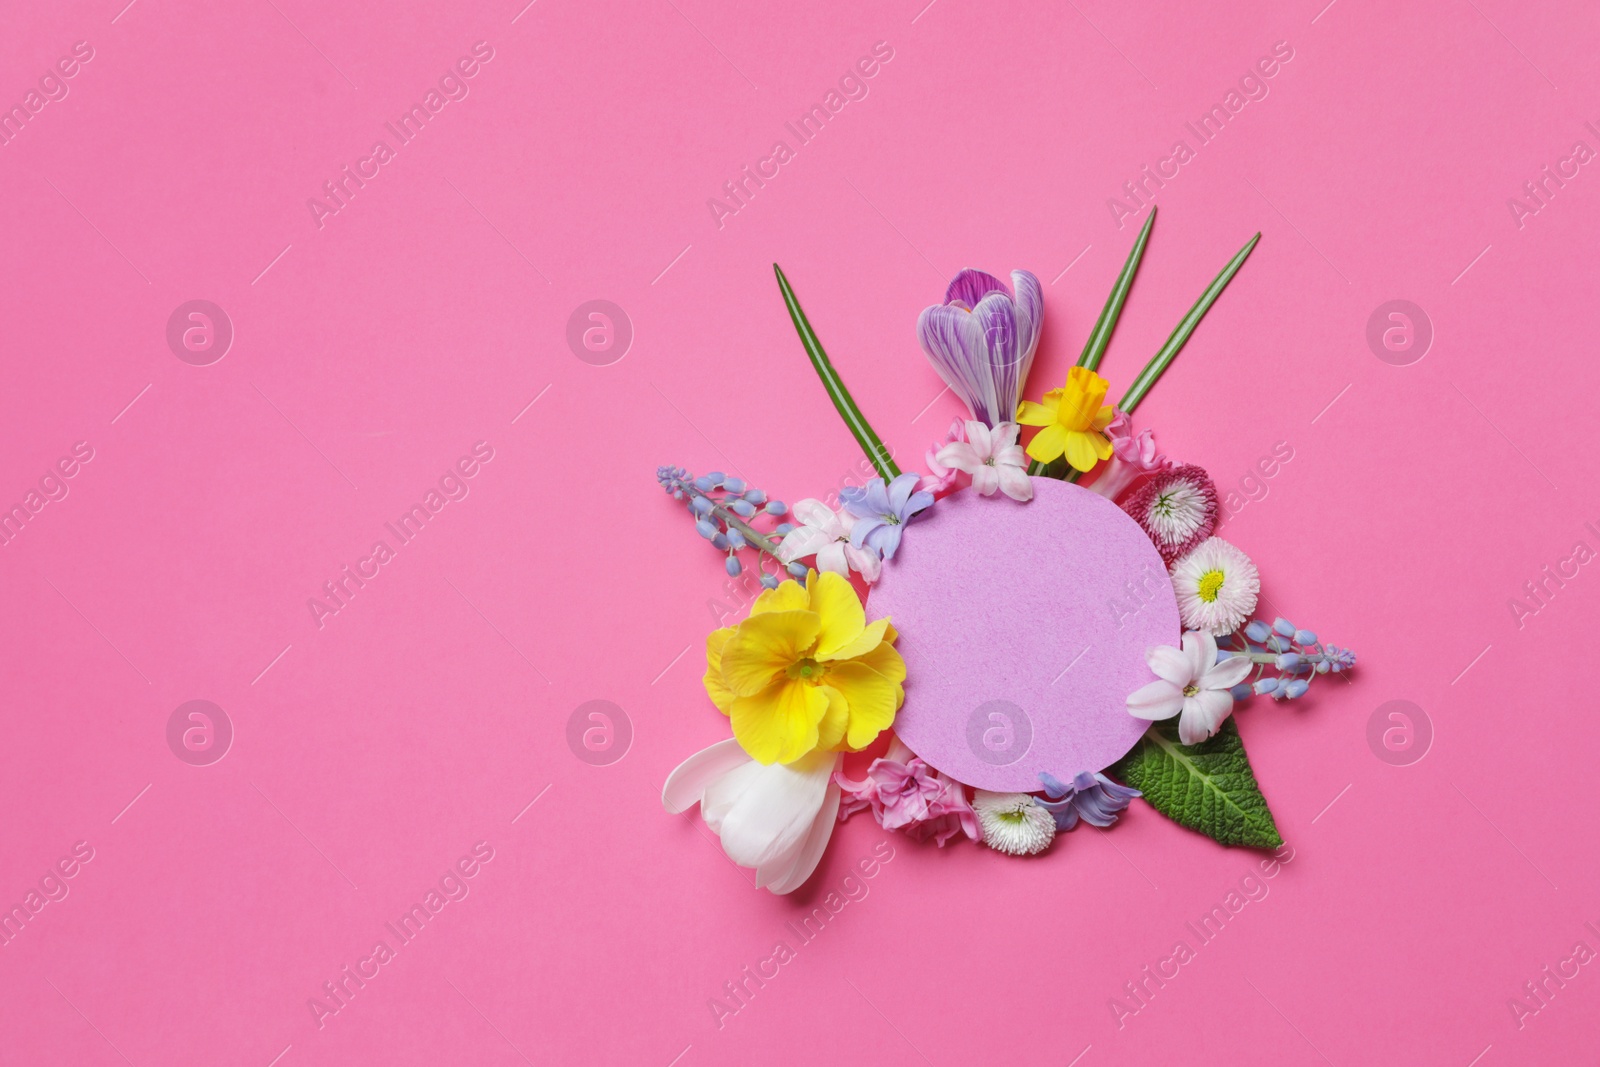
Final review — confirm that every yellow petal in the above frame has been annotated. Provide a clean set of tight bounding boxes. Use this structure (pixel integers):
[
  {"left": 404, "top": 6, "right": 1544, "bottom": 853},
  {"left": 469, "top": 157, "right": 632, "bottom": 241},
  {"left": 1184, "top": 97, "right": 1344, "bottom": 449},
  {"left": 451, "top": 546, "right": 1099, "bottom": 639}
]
[
  {"left": 1016, "top": 394, "right": 1060, "bottom": 427},
  {"left": 719, "top": 611, "right": 821, "bottom": 696},
  {"left": 1092, "top": 405, "right": 1117, "bottom": 432},
  {"left": 814, "top": 684, "right": 849, "bottom": 751},
  {"left": 827, "top": 659, "right": 904, "bottom": 750},
  {"left": 750, "top": 580, "right": 808, "bottom": 616},
  {"left": 1064, "top": 430, "right": 1102, "bottom": 472},
  {"left": 730, "top": 678, "right": 828, "bottom": 764},
  {"left": 854, "top": 633, "right": 907, "bottom": 685},
  {"left": 703, "top": 627, "right": 738, "bottom": 714},
  {"left": 1025, "top": 422, "right": 1069, "bottom": 463},
  {"left": 806, "top": 569, "right": 865, "bottom": 659},
  {"left": 817, "top": 617, "right": 890, "bottom": 662}
]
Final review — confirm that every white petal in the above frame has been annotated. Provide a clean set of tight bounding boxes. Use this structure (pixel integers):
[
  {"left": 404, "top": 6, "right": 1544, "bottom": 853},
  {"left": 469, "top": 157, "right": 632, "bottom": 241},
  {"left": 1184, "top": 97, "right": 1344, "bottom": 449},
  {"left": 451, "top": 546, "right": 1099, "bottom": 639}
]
[
  {"left": 936, "top": 441, "right": 982, "bottom": 475},
  {"left": 777, "top": 526, "right": 831, "bottom": 564},
  {"left": 717, "top": 749, "right": 837, "bottom": 869},
  {"left": 971, "top": 465, "right": 1000, "bottom": 495},
  {"left": 965, "top": 421, "right": 994, "bottom": 459},
  {"left": 1179, "top": 690, "right": 1233, "bottom": 745},
  {"left": 1203, "top": 655, "right": 1253, "bottom": 690},
  {"left": 1126, "top": 679, "right": 1184, "bottom": 720},
  {"left": 1182, "top": 630, "right": 1217, "bottom": 680},
  {"left": 662, "top": 739, "right": 751, "bottom": 814},
  {"left": 994, "top": 443, "right": 1027, "bottom": 467},
  {"left": 789, "top": 499, "right": 840, "bottom": 536},
  {"left": 700, "top": 759, "right": 766, "bottom": 833},
  {"left": 992, "top": 422, "right": 1021, "bottom": 450},
  {"left": 996, "top": 462, "right": 1033, "bottom": 501},
  {"left": 845, "top": 545, "right": 882, "bottom": 583},
  {"left": 762, "top": 779, "right": 842, "bottom": 894},
  {"left": 815, "top": 541, "right": 850, "bottom": 577},
  {"left": 1146, "top": 643, "right": 1192, "bottom": 686}
]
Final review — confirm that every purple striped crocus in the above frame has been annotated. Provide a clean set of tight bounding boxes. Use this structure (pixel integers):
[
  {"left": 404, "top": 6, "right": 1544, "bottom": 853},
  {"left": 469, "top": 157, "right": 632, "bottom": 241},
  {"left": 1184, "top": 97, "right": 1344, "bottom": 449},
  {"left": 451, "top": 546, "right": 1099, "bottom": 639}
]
[{"left": 916, "top": 269, "right": 1044, "bottom": 426}]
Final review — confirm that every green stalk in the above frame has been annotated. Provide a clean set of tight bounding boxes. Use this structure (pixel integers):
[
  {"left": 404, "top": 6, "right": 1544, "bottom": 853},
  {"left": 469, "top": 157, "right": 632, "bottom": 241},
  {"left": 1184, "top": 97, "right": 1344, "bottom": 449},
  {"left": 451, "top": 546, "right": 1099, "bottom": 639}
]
[
  {"left": 1118, "top": 232, "right": 1260, "bottom": 414},
  {"left": 774, "top": 264, "right": 901, "bottom": 482},
  {"left": 1078, "top": 206, "right": 1157, "bottom": 372},
  {"left": 1027, "top": 209, "right": 1158, "bottom": 478}
]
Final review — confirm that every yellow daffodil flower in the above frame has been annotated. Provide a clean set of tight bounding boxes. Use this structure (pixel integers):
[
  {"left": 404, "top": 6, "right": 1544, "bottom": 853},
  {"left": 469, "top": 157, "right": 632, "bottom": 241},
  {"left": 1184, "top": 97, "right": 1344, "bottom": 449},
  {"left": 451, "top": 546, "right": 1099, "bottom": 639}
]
[
  {"left": 702, "top": 571, "right": 905, "bottom": 764},
  {"left": 1017, "top": 366, "right": 1117, "bottom": 472}
]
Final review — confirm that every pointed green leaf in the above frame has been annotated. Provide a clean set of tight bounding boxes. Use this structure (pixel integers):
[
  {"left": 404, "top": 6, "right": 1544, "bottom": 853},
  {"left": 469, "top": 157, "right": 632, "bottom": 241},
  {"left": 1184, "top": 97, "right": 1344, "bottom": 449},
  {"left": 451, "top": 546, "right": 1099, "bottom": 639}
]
[
  {"left": 773, "top": 264, "right": 900, "bottom": 482},
  {"left": 1078, "top": 206, "right": 1157, "bottom": 372},
  {"left": 1108, "top": 718, "right": 1283, "bottom": 849},
  {"left": 1118, "top": 231, "right": 1260, "bottom": 414}
]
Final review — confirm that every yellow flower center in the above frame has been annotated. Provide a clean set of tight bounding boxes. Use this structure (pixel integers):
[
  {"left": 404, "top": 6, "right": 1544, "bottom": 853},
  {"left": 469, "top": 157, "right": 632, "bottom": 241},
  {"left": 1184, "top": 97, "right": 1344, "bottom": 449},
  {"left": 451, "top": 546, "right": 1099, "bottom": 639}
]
[
  {"left": 786, "top": 657, "right": 827, "bottom": 683},
  {"left": 1183, "top": 683, "right": 1200, "bottom": 697},
  {"left": 1197, "top": 569, "right": 1226, "bottom": 603}
]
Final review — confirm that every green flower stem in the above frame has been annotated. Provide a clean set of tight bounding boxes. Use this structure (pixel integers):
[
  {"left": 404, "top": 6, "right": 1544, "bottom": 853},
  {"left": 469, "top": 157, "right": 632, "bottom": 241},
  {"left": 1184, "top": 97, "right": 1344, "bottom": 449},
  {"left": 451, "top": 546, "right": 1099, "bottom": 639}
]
[
  {"left": 1078, "top": 206, "right": 1157, "bottom": 372},
  {"left": 673, "top": 478, "right": 784, "bottom": 559},
  {"left": 774, "top": 264, "right": 901, "bottom": 483},
  {"left": 1024, "top": 210, "right": 1158, "bottom": 479},
  {"left": 1118, "top": 232, "right": 1261, "bottom": 414}
]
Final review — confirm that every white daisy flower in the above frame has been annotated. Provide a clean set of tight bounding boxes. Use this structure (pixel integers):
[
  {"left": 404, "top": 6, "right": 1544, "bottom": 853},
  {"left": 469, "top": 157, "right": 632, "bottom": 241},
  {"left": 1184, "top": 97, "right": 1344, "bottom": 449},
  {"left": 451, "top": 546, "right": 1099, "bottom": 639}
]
[
  {"left": 972, "top": 791, "right": 1056, "bottom": 856},
  {"left": 1170, "top": 537, "right": 1260, "bottom": 635}
]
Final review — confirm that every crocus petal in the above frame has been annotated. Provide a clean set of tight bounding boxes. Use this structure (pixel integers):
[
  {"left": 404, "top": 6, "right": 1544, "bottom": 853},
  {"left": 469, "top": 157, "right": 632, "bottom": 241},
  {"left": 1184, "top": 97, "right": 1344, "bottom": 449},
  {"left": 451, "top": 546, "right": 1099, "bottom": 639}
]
[
  {"left": 917, "top": 304, "right": 996, "bottom": 424},
  {"left": 701, "top": 759, "right": 765, "bottom": 832},
  {"left": 943, "top": 268, "right": 1009, "bottom": 309},
  {"left": 762, "top": 778, "right": 843, "bottom": 895},
  {"left": 971, "top": 291, "right": 1023, "bottom": 422},
  {"left": 1146, "top": 643, "right": 1193, "bottom": 686},
  {"left": 662, "top": 738, "right": 750, "bottom": 814},
  {"left": 1010, "top": 270, "right": 1043, "bottom": 374},
  {"left": 717, "top": 748, "right": 837, "bottom": 869},
  {"left": 1179, "top": 689, "right": 1234, "bottom": 745},
  {"left": 1126, "top": 678, "right": 1184, "bottom": 720}
]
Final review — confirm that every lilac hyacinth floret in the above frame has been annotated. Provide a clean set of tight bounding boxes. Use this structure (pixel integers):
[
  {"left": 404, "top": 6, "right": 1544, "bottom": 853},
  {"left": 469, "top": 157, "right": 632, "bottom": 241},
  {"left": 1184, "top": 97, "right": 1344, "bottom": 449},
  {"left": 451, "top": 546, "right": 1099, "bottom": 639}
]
[
  {"left": 1037, "top": 771, "right": 1142, "bottom": 831},
  {"left": 916, "top": 268, "right": 1043, "bottom": 427},
  {"left": 839, "top": 472, "right": 934, "bottom": 561}
]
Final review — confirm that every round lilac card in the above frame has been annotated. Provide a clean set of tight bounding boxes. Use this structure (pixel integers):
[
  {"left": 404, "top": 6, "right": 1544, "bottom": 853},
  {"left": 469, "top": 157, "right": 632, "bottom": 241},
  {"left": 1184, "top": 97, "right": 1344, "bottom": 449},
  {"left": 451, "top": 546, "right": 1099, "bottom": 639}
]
[{"left": 866, "top": 477, "right": 1180, "bottom": 791}]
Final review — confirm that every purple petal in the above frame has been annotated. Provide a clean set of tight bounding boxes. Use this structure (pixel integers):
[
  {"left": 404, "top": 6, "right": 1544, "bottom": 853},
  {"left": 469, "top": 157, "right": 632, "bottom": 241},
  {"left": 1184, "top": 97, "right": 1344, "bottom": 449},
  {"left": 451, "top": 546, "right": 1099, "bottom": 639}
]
[
  {"left": 901, "top": 489, "right": 934, "bottom": 522},
  {"left": 971, "top": 292, "right": 1022, "bottom": 424},
  {"left": 872, "top": 523, "right": 906, "bottom": 560},
  {"left": 886, "top": 472, "right": 921, "bottom": 514},
  {"left": 944, "top": 268, "right": 1008, "bottom": 309},
  {"left": 917, "top": 304, "right": 1000, "bottom": 425},
  {"left": 848, "top": 515, "right": 888, "bottom": 548},
  {"left": 1011, "top": 270, "right": 1043, "bottom": 386}
]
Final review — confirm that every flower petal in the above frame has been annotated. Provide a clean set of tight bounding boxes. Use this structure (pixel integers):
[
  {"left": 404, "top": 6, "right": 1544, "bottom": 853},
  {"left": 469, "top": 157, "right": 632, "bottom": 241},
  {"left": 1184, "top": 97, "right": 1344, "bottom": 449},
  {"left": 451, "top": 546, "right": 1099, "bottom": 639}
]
[
  {"left": 750, "top": 581, "right": 809, "bottom": 616},
  {"left": 827, "top": 660, "right": 904, "bottom": 750},
  {"left": 1016, "top": 392, "right": 1061, "bottom": 427},
  {"left": 720, "top": 611, "right": 821, "bottom": 696},
  {"left": 662, "top": 738, "right": 751, "bottom": 814},
  {"left": 817, "top": 617, "right": 890, "bottom": 663},
  {"left": 814, "top": 541, "right": 850, "bottom": 577},
  {"left": 1182, "top": 630, "right": 1218, "bottom": 680},
  {"left": 730, "top": 678, "right": 830, "bottom": 764},
  {"left": 917, "top": 304, "right": 998, "bottom": 425},
  {"left": 936, "top": 441, "right": 982, "bottom": 475},
  {"left": 996, "top": 462, "right": 1033, "bottom": 501},
  {"left": 789, "top": 498, "right": 841, "bottom": 536},
  {"left": 1010, "top": 270, "right": 1043, "bottom": 373},
  {"left": 703, "top": 627, "right": 739, "bottom": 713},
  {"left": 1203, "top": 654, "right": 1253, "bottom": 690},
  {"left": 813, "top": 684, "right": 850, "bottom": 750},
  {"left": 1127, "top": 678, "right": 1184, "bottom": 720},
  {"left": 1146, "top": 642, "right": 1192, "bottom": 686},
  {"left": 943, "top": 268, "right": 1008, "bottom": 309},
  {"left": 717, "top": 747, "right": 837, "bottom": 869},
  {"left": 971, "top": 465, "right": 1000, "bottom": 495},
  {"left": 844, "top": 544, "right": 882, "bottom": 583},
  {"left": 762, "top": 778, "right": 842, "bottom": 895},
  {"left": 1179, "top": 689, "right": 1234, "bottom": 745},
  {"left": 807, "top": 569, "right": 866, "bottom": 658},
  {"left": 777, "top": 526, "right": 832, "bottom": 564},
  {"left": 1025, "top": 422, "right": 1069, "bottom": 463}
]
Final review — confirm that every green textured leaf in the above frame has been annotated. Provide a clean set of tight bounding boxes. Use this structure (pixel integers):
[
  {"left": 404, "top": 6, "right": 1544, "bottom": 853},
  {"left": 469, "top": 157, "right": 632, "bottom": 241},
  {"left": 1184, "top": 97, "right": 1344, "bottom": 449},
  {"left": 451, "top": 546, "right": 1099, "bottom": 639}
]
[
  {"left": 1117, "top": 231, "right": 1260, "bottom": 414},
  {"left": 1109, "top": 719, "right": 1282, "bottom": 849},
  {"left": 773, "top": 264, "right": 900, "bottom": 482}
]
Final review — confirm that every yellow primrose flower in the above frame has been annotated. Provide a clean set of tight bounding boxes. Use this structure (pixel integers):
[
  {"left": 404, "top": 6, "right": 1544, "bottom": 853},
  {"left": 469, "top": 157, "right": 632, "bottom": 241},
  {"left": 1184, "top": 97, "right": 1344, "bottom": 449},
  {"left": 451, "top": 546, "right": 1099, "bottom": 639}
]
[
  {"left": 1017, "top": 366, "right": 1117, "bottom": 472},
  {"left": 702, "top": 570, "right": 905, "bottom": 765}
]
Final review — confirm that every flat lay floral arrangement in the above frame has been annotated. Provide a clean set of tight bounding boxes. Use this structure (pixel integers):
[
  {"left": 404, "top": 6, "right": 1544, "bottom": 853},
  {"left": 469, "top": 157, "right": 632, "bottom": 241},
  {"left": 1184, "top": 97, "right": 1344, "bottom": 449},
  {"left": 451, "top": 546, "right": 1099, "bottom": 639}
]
[{"left": 657, "top": 207, "right": 1357, "bottom": 894}]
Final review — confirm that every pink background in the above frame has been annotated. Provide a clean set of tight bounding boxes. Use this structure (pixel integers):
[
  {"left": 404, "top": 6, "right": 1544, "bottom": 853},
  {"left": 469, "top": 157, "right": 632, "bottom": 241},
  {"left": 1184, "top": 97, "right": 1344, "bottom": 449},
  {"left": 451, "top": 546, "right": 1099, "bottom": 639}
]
[{"left": 0, "top": 0, "right": 1596, "bottom": 1064}]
